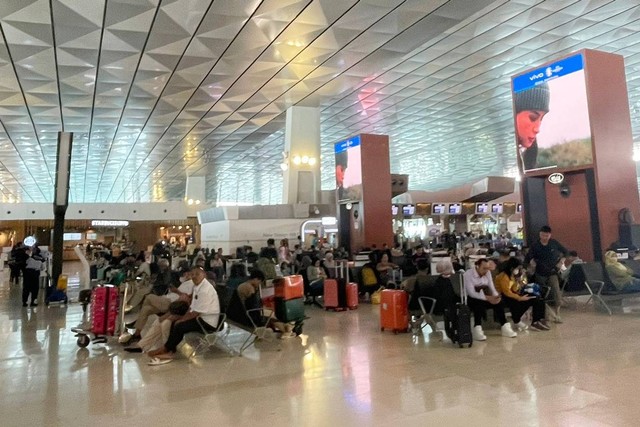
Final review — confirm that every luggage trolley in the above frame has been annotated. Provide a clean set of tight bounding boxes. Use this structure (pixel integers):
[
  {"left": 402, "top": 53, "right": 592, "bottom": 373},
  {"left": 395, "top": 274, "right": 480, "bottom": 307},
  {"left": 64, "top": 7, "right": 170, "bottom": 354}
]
[{"left": 73, "top": 282, "right": 129, "bottom": 348}]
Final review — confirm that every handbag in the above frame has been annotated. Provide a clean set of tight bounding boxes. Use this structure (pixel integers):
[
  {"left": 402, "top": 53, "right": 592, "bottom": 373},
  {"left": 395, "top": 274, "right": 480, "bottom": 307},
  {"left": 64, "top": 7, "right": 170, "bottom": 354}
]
[{"left": 371, "top": 288, "right": 383, "bottom": 304}]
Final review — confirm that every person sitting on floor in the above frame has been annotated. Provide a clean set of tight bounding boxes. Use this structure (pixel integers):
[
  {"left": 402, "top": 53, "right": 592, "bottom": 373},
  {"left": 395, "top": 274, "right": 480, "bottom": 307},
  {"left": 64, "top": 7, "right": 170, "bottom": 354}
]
[
  {"left": 494, "top": 257, "right": 549, "bottom": 332},
  {"left": 146, "top": 266, "right": 220, "bottom": 364},
  {"left": 604, "top": 250, "right": 640, "bottom": 293},
  {"left": 226, "top": 269, "right": 294, "bottom": 338}
]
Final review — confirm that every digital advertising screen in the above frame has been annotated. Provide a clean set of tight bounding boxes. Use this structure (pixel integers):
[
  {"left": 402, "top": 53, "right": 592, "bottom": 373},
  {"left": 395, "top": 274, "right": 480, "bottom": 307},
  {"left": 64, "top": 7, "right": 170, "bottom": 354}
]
[
  {"left": 491, "top": 203, "right": 503, "bottom": 214},
  {"left": 392, "top": 204, "right": 399, "bottom": 216},
  {"left": 335, "top": 136, "right": 362, "bottom": 203},
  {"left": 402, "top": 204, "right": 415, "bottom": 215},
  {"left": 512, "top": 53, "right": 593, "bottom": 174},
  {"left": 432, "top": 203, "right": 446, "bottom": 215},
  {"left": 476, "top": 203, "right": 489, "bottom": 214},
  {"left": 63, "top": 232, "right": 82, "bottom": 241},
  {"left": 448, "top": 203, "right": 461, "bottom": 214}
]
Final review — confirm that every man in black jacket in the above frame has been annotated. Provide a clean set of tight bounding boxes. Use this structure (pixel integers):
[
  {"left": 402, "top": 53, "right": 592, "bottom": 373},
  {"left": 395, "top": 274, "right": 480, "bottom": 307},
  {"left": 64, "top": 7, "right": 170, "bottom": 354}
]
[{"left": 524, "top": 225, "right": 567, "bottom": 318}]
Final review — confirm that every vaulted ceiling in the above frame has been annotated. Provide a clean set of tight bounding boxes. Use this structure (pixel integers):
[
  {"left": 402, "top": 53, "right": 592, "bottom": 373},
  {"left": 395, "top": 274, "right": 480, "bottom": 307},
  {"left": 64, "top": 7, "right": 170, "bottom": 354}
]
[{"left": 0, "top": 0, "right": 639, "bottom": 204}]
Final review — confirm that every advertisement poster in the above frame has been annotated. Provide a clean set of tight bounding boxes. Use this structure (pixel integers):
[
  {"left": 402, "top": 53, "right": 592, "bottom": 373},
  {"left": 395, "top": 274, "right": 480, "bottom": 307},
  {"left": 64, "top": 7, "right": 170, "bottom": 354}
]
[
  {"left": 512, "top": 53, "right": 593, "bottom": 174},
  {"left": 335, "top": 136, "right": 362, "bottom": 202}
]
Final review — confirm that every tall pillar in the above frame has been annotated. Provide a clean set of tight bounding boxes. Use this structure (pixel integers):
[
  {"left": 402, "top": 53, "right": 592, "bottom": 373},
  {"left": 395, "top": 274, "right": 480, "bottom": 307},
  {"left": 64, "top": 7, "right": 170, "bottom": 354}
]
[
  {"left": 335, "top": 134, "right": 394, "bottom": 255},
  {"left": 185, "top": 175, "right": 206, "bottom": 205},
  {"left": 282, "top": 106, "right": 321, "bottom": 204},
  {"left": 52, "top": 132, "right": 73, "bottom": 285},
  {"left": 513, "top": 49, "right": 640, "bottom": 261}
]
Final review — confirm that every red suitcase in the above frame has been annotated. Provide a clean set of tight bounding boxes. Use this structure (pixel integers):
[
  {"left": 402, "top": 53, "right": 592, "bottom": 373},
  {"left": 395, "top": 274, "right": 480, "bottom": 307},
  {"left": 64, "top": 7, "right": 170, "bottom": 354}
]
[
  {"left": 323, "top": 278, "right": 346, "bottom": 311},
  {"left": 380, "top": 289, "right": 409, "bottom": 333},
  {"left": 91, "top": 286, "right": 119, "bottom": 336},
  {"left": 273, "top": 275, "right": 304, "bottom": 300}
]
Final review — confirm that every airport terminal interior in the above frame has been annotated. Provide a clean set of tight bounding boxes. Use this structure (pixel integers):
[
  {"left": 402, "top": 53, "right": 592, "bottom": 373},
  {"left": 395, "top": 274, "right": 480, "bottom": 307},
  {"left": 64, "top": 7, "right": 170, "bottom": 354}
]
[{"left": 3, "top": 0, "right": 640, "bottom": 426}]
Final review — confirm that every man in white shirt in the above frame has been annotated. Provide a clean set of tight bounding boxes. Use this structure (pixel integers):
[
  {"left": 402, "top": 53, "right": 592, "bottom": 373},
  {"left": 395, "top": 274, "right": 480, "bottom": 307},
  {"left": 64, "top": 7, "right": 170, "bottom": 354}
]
[
  {"left": 463, "top": 258, "right": 517, "bottom": 341},
  {"left": 147, "top": 267, "right": 220, "bottom": 363},
  {"left": 123, "top": 269, "right": 195, "bottom": 344}
]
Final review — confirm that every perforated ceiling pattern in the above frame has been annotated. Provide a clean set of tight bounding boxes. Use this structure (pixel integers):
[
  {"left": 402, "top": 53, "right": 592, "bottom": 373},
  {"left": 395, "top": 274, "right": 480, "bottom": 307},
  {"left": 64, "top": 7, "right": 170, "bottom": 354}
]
[{"left": 0, "top": 0, "right": 639, "bottom": 205}]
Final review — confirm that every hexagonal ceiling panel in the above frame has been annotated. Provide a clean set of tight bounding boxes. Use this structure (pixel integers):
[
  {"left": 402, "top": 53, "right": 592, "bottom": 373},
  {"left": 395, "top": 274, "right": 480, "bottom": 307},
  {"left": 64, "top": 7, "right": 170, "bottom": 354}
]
[{"left": 0, "top": 0, "right": 639, "bottom": 204}]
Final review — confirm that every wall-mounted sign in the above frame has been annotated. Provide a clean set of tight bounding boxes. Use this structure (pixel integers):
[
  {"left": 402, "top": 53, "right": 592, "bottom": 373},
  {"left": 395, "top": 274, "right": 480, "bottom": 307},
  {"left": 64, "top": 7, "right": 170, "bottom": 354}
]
[
  {"left": 548, "top": 173, "right": 565, "bottom": 185},
  {"left": 91, "top": 220, "right": 129, "bottom": 227}
]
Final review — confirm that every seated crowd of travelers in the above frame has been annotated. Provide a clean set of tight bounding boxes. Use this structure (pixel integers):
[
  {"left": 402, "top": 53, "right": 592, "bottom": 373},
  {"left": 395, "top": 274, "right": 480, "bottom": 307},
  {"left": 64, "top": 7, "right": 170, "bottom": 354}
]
[{"left": 69, "top": 225, "right": 640, "bottom": 364}]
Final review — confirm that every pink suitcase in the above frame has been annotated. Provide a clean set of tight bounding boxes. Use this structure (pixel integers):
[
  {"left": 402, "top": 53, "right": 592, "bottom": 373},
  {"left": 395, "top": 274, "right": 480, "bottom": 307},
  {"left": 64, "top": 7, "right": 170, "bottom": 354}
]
[
  {"left": 91, "top": 286, "right": 119, "bottom": 336},
  {"left": 380, "top": 289, "right": 409, "bottom": 333}
]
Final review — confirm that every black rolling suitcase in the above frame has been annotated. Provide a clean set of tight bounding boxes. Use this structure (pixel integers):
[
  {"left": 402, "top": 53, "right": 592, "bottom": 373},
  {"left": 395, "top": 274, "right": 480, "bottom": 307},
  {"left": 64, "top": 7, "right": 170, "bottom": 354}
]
[{"left": 444, "top": 276, "right": 472, "bottom": 348}]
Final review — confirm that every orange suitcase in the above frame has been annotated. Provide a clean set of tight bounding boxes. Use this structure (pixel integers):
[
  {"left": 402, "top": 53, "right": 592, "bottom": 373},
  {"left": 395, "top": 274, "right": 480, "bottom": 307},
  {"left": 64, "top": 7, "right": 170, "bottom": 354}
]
[
  {"left": 380, "top": 289, "right": 409, "bottom": 333},
  {"left": 273, "top": 275, "right": 304, "bottom": 301}
]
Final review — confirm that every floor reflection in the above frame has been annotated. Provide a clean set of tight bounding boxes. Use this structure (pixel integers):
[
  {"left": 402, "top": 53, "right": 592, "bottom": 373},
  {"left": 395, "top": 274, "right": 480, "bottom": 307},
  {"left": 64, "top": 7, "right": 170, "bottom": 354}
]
[{"left": 1, "top": 264, "right": 640, "bottom": 425}]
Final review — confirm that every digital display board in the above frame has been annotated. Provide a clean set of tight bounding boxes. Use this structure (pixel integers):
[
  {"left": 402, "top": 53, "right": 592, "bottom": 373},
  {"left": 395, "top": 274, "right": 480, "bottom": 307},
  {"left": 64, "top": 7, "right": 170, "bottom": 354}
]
[
  {"left": 491, "top": 203, "right": 503, "bottom": 214},
  {"left": 512, "top": 53, "right": 593, "bottom": 174},
  {"left": 476, "top": 203, "right": 489, "bottom": 214},
  {"left": 335, "top": 136, "right": 362, "bottom": 203},
  {"left": 448, "top": 203, "right": 461, "bottom": 214},
  {"left": 432, "top": 204, "right": 446, "bottom": 215},
  {"left": 392, "top": 204, "right": 399, "bottom": 216},
  {"left": 402, "top": 204, "right": 415, "bottom": 215}
]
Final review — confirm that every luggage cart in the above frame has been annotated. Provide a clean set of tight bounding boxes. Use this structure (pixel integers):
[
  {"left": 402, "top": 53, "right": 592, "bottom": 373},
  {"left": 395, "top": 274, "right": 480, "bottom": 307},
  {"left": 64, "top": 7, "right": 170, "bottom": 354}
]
[{"left": 72, "top": 283, "right": 128, "bottom": 348}]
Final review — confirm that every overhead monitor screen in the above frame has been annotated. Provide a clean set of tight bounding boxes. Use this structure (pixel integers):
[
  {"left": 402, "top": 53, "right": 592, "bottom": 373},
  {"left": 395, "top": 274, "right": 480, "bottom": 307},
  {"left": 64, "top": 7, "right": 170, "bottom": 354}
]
[
  {"left": 448, "top": 203, "right": 461, "bottom": 214},
  {"left": 432, "top": 204, "right": 446, "bottom": 215},
  {"left": 402, "top": 204, "right": 415, "bottom": 215},
  {"left": 491, "top": 203, "right": 503, "bottom": 214},
  {"left": 63, "top": 233, "right": 82, "bottom": 241},
  {"left": 391, "top": 204, "right": 399, "bottom": 216},
  {"left": 512, "top": 53, "right": 593, "bottom": 174},
  {"left": 476, "top": 203, "right": 489, "bottom": 214},
  {"left": 335, "top": 136, "right": 362, "bottom": 203}
]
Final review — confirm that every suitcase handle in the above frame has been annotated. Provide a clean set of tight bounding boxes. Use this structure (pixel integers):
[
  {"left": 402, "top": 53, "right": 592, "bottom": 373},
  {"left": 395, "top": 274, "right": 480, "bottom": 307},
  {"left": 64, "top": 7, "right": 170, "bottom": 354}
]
[{"left": 459, "top": 272, "right": 467, "bottom": 305}]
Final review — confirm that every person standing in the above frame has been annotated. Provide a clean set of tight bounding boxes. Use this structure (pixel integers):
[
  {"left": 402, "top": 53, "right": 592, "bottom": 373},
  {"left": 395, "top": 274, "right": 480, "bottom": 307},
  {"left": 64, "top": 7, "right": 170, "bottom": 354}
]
[
  {"left": 22, "top": 248, "right": 43, "bottom": 307},
  {"left": 524, "top": 225, "right": 568, "bottom": 317}
]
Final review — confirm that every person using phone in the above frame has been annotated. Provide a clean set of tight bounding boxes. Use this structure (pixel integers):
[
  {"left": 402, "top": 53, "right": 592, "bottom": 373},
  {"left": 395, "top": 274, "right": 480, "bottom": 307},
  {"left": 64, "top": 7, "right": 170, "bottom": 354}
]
[
  {"left": 495, "top": 257, "right": 549, "bottom": 332},
  {"left": 464, "top": 258, "right": 517, "bottom": 341}
]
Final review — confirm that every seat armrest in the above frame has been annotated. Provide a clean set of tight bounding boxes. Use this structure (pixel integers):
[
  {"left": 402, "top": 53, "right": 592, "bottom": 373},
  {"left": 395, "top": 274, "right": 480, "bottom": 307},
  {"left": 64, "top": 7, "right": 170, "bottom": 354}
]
[{"left": 418, "top": 296, "right": 437, "bottom": 315}]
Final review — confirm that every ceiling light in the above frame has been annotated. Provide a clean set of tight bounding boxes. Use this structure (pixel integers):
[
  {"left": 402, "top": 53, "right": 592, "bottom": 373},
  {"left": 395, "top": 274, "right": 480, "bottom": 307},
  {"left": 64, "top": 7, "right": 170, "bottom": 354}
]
[
  {"left": 187, "top": 199, "right": 194, "bottom": 205},
  {"left": 195, "top": 200, "right": 201, "bottom": 205},
  {"left": 280, "top": 162, "right": 288, "bottom": 171},
  {"left": 292, "top": 155, "right": 301, "bottom": 165},
  {"left": 301, "top": 155, "right": 309, "bottom": 164},
  {"left": 308, "top": 157, "right": 317, "bottom": 166}
]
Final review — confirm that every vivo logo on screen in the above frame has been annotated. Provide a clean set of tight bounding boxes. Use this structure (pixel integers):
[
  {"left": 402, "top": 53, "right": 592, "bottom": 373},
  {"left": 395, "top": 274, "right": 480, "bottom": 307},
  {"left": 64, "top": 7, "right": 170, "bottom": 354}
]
[
  {"left": 513, "top": 53, "right": 583, "bottom": 93},
  {"left": 334, "top": 135, "right": 361, "bottom": 153}
]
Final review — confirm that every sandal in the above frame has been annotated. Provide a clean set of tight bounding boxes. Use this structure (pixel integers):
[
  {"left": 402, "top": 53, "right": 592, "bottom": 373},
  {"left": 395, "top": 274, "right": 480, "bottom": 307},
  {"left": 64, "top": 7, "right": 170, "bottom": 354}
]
[{"left": 147, "top": 357, "right": 172, "bottom": 366}]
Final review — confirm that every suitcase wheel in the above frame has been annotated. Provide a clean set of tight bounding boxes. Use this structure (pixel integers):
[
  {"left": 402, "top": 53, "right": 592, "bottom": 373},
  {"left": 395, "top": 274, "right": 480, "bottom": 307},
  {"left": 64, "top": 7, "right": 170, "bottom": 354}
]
[{"left": 77, "top": 335, "right": 90, "bottom": 348}]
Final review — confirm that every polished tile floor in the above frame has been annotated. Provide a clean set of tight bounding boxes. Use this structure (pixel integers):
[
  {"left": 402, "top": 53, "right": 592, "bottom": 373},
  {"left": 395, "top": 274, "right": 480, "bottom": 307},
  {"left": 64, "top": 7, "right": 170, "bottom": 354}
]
[{"left": 2, "top": 264, "right": 640, "bottom": 427}]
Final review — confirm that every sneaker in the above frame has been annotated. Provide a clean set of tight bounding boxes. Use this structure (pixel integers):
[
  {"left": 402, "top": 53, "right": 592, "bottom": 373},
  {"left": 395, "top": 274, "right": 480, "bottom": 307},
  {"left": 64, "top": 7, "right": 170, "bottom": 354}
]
[
  {"left": 529, "top": 322, "right": 543, "bottom": 332},
  {"left": 532, "top": 321, "right": 550, "bottom": 331},
  {"left": 472, "top": 325, "right": 487, "bottom": 341},
  {"left": 539, "top": 319, "right": 551, "bottom": 330},
  {"left": 501, "top": 323, "right": 517, "bottom": 338},
  {"left": 515, "top": 321, "right": 528, "bottom": 331}
]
